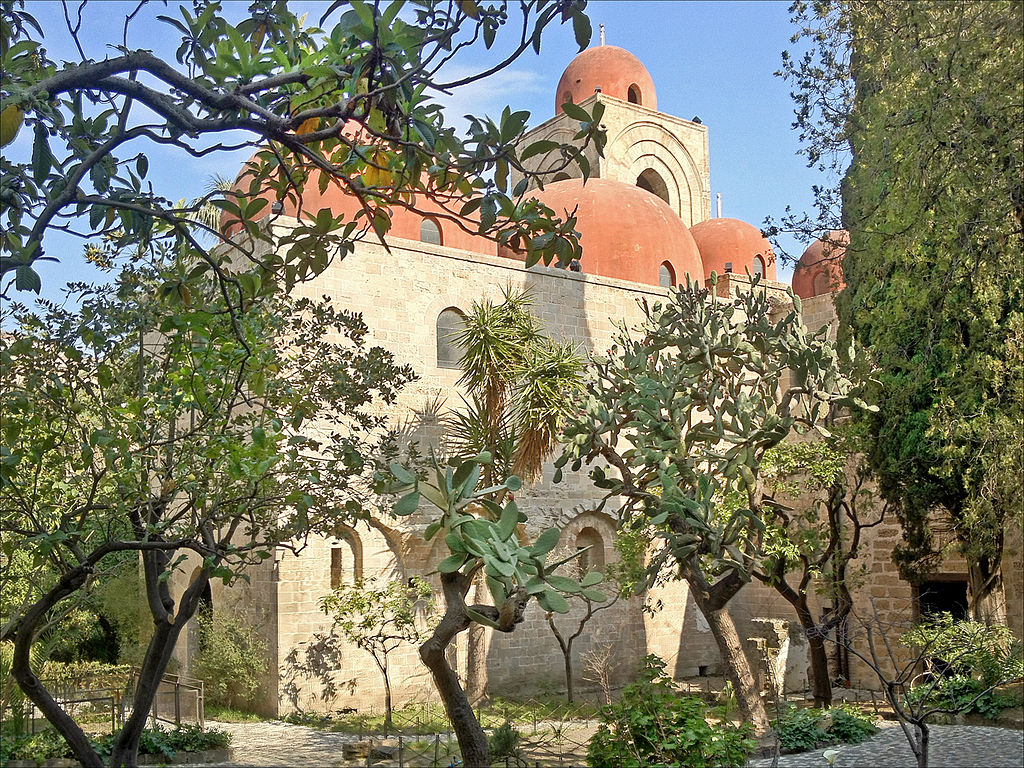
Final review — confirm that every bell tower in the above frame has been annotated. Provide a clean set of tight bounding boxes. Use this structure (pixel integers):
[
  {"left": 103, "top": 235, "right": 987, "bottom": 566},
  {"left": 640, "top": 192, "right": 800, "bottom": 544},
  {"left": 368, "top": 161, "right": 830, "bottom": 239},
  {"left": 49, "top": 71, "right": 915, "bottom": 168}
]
[{"left": 512, "top": 41, "right": 711, "bottom": 227}]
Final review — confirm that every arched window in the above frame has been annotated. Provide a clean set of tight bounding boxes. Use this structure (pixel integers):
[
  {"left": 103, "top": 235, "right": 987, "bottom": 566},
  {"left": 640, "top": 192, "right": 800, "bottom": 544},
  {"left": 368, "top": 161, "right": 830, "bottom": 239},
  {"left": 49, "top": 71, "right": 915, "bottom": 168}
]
[
  {"left": 330, "top": 530, "right": 362, "bottom": 589},
  {"left": 627, "top": 84, "right": 642, "bottom": 105},
  {"left": 575, "top": 527, "right": 605, "bottom": 574},
  {"left": 636, "top": 168, "right": 670, "bottom": 204},
  {"left": 562, "top": 91, "right": 573, "bottom": 108},
  {"left": 436, "top": 308, "right": 466, "bottom": 369},
  {"left": 659, "top": 262, "right": 675, "bottom": 288},
  {"left": 752, "top": 255, "right": 765, "bottom": 279},
  {"left": 420, "top": 218, "right": 442, "bottom": 245},
  {"left": 813, "top": 272, "right": 831, "bottom": 296}
]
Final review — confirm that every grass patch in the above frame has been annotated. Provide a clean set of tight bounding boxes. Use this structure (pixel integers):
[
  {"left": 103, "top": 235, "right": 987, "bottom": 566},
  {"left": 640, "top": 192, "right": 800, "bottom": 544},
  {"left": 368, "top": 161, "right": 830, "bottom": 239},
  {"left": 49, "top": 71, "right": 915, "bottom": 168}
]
[
  {"left": 206, "top": 705, "right": 266, "bottom": 723},
  {"left": 282, "top": 696, "right": 600, "bottom": 736}
]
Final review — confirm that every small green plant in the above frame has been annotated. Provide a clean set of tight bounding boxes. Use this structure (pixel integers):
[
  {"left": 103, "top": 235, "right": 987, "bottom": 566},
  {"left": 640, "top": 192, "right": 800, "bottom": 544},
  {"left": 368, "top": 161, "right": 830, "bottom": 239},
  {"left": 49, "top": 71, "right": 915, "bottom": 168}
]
[
  {"left": 776, "top": 706, "right": 829, "bottom": 753},
  {"left": 1, "top": 724, "right": 231, "bottom": 762},
  {"left": 774, "top": 704, "right": 878, "bottom": 753},
  {"left": 823, "top": 703, "right": 877, "bottom": 745},
  {"left": 586, "top": 655, "right": 755, "bottom": 768},
  {"left": 191, "top": 611, "right": 269, "bottom": 711},
  {"left": 488, "top": 721, "right": 524, "bottom": 765}
]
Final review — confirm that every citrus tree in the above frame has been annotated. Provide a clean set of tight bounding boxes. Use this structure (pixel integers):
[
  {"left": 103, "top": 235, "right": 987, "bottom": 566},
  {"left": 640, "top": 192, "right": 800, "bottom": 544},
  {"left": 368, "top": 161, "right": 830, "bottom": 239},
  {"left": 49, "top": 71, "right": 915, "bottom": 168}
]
[
  {"left": 1, "top": 0, "right": 604, "bottom": 303},
  {"left": 0, "top": 263, "right": 415, "bottom": 767}
]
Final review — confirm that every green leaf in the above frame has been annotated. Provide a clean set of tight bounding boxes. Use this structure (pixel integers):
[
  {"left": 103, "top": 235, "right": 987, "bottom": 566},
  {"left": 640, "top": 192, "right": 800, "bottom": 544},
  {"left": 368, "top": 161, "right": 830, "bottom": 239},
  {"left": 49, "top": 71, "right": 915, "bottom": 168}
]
[
  {"left": 581, "top": 589, "right": 607, "bottom": 602},
  {"left": 546, "top": 575, "right": 582, "bottom": 593},
  {"left": 438, "top": 553, "right": 468, "bottom": 573},
  {"left": 504, "top": 475, "right": 522, "bottom": 491},
  {"left": 424, "top": 522, "right": 442, "bottom": 541},
  {"left": 465, "top": 607, "right": 500, "bottom": 629},
  {"left": 390, "top": 462, "right": 416, "bottom": 485},
  {"left": 14, "top": 265, "right": 40, "bottom": 294},
  {"left": 393, "top": 491, "right": 420, "bottom": 516},
  {"left": 497, "top": 500, "right": 519, "bottom": 541},
  {"left": 561, "top": 102, "right": 592, "bottom": 123},
  {"left": 572, "top": 11, "right": 592, "bottom": 51},
  {"left": 537, "top": 589, "right": 570, "bottom": 613},
  {"left": 531, "top": 527, "right": 561, "bottom": 557},
  {"left": 580, "top": 571, "right": 604, "bottom": 587}
]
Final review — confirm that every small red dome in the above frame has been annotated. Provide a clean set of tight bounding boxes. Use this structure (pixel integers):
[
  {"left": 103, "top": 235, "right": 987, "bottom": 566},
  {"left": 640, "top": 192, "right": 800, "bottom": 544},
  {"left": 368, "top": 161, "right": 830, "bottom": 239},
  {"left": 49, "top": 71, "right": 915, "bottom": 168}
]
[
  {"left": 528, "top": 178, "right": 703, "bottom": 286},
  {"left": 690, "top": 217, "right": 777, "bottom": 282},
  {"left": 555, "top": 46, "right": 656, "bottom": 115},
  {"left": 792, "top": 230, "right": 849, "bottom": 299}
]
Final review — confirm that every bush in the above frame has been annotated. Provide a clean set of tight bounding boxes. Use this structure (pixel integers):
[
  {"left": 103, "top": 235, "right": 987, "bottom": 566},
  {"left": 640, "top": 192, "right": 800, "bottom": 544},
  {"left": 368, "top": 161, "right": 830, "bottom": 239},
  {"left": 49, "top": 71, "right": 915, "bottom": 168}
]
[
  {"left": 191, "top": 612, "right": 268, "bottom": 710},
  {"left": 905, "top": 675, "right": 1020, "bottom": 720},
  {"left": 823, "top": 703, "right": 877, "bottom": 745},
  {"left": 489, "top": 721, "right": 524, "bottom": 764},
  {"left": 586, "top": 655, "right": 755, "bottom": 768},
  {"left": 775, "top": 706, "right": 828, "bottom": 753},
  {"left": 774, "top": 704, "right": 878, "bottom": 753},
  {"left": 1, "top": 724, "right": 231, "bottom": 762}
]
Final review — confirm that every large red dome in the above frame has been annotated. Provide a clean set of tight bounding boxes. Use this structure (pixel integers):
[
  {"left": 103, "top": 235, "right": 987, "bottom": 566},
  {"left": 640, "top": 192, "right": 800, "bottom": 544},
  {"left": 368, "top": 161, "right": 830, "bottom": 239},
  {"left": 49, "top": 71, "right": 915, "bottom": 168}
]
[
  {"left": 526, "top": 178, "right": 703, "bottom": 287},
  {"left": 690, "top": 217, "right": 777, "bottom": 282},
  {"left": 792, "top": 230, "right": 848, "bottom": 299},
  {"left": 555, "top": 46, "right": 656, "bottom": 115}
]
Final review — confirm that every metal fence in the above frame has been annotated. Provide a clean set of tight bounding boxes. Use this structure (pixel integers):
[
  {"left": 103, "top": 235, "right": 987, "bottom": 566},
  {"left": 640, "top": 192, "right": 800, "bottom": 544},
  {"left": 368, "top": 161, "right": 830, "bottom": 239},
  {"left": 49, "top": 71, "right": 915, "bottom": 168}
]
[{"left": 2, "top": 667, "right": 204, "bottom": 737}]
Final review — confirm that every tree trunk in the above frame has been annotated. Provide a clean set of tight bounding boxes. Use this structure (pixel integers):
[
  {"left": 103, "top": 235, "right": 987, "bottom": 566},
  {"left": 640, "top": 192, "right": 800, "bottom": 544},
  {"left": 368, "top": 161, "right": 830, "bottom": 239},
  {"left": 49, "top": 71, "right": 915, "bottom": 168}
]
[
  {"left": 464, "top": 577, "right": 490, "bottom": 706},
  {"left": 702, "top": 605, "right": 772, "bottom": 738},
  {"left": 788, "top": 598, "right": 832, "bottom": 708},
  {"left": 420, "top": 573, "right": 490, "bottom": 768},
  {"left": 564, "top": 644, "right": 575, "bottom": 703},
  {"left": 916, "top": 722, "right": 930, "bottom": 768},
  {"left": 968, "top": 556, "right": 1005, "bottom": 625},
  {"left": 376, "top": 656, "right": 394, "bottom": 731}
]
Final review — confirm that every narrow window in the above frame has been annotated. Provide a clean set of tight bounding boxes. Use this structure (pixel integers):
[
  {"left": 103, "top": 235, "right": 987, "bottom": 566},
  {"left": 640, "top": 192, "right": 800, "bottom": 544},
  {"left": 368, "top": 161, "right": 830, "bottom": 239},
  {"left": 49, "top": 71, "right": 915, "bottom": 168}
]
[
  {"left": 627, "top": 84, "right": 642, "bottom": 105},
  {"left": 575, "top": 527, "right": 605, "bottom": 574},
  {"left": 659, "top": 262, "right": 675, "bottom": 288},
  {"left": 420, "top": 218, "right": 442, "bottom": 245},
  {"left": 752, "top": 255, "right": 765, "bottom": 279},
  {"left": 436, "top": 308, "right": 467, "bottom": 369},
  {"left": 330, "top": 530, "right": 362, "bottom": 589},
  {"left": 813, "top": 272, "right": 831, "bottom": 296}
]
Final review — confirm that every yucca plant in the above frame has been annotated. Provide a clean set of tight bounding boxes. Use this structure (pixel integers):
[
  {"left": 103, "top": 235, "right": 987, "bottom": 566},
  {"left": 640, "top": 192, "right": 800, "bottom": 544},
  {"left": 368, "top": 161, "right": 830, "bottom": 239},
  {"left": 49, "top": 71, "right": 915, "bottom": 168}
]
[{"left": 447, "top": 286, "right": 584, "bottom": 487}]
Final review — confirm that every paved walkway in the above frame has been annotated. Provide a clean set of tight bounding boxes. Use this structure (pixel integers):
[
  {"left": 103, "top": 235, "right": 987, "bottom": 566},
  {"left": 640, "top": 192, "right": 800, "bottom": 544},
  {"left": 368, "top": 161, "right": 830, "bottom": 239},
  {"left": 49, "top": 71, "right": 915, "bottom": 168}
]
[
  {"left": 749, "top": 722, "right": 1023, "bottom": 768},
  {"left": 202, "top": 719, "right": 1024, "bottom": 767}
]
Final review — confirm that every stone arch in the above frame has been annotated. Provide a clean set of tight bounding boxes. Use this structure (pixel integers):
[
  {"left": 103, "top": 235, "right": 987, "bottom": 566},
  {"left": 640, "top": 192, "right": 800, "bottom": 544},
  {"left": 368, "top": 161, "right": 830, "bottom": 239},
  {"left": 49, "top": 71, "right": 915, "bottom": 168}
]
[
  {"left": 606, "top": 121, "right": 707, "bottom": 225},
  {"left": 575, "top": 526, "right": 606, "bottom": 574}
]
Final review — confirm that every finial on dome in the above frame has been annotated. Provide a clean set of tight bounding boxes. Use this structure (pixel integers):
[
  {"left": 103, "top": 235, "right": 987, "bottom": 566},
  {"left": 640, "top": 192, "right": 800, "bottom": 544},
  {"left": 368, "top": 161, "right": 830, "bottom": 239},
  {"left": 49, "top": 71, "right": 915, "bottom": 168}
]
[{"left": 599, "top": 24, "right": 605, "bottom": 46}]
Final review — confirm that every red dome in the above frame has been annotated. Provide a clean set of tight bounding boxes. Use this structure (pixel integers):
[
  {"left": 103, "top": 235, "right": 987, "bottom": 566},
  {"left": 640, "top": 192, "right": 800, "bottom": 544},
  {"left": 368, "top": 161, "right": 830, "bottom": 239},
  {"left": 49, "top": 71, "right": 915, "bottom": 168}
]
[
  {"left": 690, "top": 217, "right": 777, "bottom": 282},
  {"left": 792, "top": 230, "right": 849, "bottom": 299},
  {"left": 527, "top": 178, "right": 703, "bottom": 286},
  {"left": 555, "top": 46, "right": 656, "bottom": 115},
  {"left": 220, "top": 149, "right": 495, "bottom": 255}
]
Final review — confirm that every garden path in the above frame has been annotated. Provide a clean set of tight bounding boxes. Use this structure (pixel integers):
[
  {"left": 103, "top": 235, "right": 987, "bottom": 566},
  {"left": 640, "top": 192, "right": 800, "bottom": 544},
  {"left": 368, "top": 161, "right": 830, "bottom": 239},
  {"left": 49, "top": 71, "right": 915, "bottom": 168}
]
[{"left": 191, "top": 719, "right": 1023, "bottom": 767}]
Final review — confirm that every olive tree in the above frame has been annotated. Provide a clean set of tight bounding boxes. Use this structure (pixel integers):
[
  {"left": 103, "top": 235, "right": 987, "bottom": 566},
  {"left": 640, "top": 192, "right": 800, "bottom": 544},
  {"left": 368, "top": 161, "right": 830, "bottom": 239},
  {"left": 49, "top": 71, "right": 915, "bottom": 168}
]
[{"left": 557, "top": 276, "right": 869, "bottom": 739}]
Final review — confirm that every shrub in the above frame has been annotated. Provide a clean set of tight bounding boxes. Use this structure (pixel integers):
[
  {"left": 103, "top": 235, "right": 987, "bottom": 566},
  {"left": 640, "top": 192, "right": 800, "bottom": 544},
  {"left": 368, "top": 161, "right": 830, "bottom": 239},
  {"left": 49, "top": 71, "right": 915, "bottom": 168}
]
[
  {"left": 775, "top": 706, "right": 828, "bottom": 753},
  {"left": 905, "top": 675, "right": 1020, "bottom": 719},
  {"left": 774, "top": 704, "right": 878, "bottom": 753},
  {"left": 586, "top": 655, "right": 754, "bottom": 768},
  {"left": 191, "top": 611, "right": 268, "bottom": 710},
  {"left": 489, "top": 721, "right": 524, "bottom": 764},
  {"left": 1, "top": 724, "right": 231, "bottom": 762},
  {"left": 824, "top": 703, "right": 877, "bottom": 745}
]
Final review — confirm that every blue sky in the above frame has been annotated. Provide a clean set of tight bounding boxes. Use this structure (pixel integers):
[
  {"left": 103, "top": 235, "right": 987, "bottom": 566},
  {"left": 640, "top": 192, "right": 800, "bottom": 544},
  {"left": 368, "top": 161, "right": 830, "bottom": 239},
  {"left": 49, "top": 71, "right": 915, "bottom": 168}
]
[{"left": 12, "top": 1, "right": 836, "bottom": 304}]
